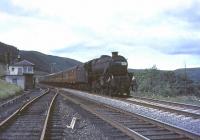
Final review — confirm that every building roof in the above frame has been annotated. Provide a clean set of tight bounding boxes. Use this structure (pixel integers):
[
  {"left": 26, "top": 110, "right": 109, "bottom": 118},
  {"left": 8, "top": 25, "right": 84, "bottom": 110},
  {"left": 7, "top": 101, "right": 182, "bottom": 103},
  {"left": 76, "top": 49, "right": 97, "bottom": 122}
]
[{"left": 13, "top": 60, "right": 35, "bottom": 66}]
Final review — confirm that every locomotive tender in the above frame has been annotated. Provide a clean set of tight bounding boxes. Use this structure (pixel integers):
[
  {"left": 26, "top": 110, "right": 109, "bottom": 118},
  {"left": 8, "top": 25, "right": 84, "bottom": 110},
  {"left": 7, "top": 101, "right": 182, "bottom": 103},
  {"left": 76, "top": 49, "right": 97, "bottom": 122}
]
[{"left": 40, "top": 52, "right": 131, "bottom": 96}]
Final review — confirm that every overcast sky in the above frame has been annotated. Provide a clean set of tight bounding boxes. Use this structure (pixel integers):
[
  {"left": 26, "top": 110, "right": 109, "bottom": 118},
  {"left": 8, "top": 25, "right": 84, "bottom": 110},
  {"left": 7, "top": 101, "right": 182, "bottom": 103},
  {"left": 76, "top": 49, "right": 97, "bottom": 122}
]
[{"left": 0, "top": 0, "right": 200, "bottom": 70}]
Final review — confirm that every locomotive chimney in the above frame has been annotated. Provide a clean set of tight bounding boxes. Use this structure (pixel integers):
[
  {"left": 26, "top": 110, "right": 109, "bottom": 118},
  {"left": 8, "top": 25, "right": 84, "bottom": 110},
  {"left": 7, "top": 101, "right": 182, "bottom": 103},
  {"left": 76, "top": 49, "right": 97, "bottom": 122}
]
[
  {"left": 17, "top": 50, "right": 21, "bottom": 62},
  {"left": 112, "top": 52, "right": 118, "bottom": 58}
]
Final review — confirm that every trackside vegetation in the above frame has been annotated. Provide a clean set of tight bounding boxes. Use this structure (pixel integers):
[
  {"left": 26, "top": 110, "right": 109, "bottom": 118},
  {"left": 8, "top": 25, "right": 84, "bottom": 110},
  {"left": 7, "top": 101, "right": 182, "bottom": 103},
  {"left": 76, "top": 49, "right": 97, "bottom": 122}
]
[
  {"left": 0, "top": 79, "right": 22, "bottom": 99},
  {"left": 132, "top": 66, "right": 200, "bottom": 106}
]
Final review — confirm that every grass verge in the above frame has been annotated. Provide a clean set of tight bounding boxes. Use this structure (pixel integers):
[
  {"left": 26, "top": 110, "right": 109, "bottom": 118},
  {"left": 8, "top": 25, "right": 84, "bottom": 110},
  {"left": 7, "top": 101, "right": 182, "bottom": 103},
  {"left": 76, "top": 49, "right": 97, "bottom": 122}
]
[{"left": 0, "top": 79, "right": 22, "bottom": 100}]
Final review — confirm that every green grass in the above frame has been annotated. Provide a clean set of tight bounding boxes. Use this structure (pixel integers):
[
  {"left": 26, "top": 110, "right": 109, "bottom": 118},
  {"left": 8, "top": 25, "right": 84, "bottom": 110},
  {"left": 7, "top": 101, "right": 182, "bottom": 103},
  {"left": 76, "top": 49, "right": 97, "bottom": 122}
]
[
  {"left": 0, "top": 79, "right": 22, "bottom": 99},
  {"left": 131, "top": 91, "right": 200, "bottom": 106}
]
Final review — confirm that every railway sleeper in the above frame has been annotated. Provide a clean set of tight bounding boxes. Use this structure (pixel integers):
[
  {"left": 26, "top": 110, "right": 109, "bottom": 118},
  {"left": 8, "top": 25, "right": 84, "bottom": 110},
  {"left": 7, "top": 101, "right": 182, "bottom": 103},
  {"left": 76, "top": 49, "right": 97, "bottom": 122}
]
[
  {"left": 139, "top": 130, "right": 175, "bottom": 136},
  {"left": 128, "top": 124, "right": 156, "bottom": 129}
]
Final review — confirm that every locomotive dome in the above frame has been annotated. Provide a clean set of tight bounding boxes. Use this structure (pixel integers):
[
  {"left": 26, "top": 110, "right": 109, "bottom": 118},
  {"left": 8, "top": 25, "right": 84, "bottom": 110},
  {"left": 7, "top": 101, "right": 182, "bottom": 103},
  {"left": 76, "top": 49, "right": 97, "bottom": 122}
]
[{"left": 100, "top": 55, "right": 110, "bottom": 58}]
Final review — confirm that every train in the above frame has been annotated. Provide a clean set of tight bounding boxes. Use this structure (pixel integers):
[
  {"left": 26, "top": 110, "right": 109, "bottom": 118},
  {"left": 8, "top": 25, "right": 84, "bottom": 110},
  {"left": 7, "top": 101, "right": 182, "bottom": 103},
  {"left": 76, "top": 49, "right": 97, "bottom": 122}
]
[{"left": 39, "top": 52, "right": 133, "bottom": 96}]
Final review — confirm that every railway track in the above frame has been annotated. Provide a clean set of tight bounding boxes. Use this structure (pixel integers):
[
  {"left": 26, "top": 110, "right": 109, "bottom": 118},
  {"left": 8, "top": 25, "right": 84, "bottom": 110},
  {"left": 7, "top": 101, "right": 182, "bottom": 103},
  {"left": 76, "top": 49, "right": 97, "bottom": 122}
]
[
  {"left": 60, "top": 91, "right": 199, "bottom": 140},
  {"left": 84, "top": 89, "right": 200, "bottom": 119},
  {"left": 0, "top": 88, "right": 58, "bottom": 140},
  {"left": 124, "top": 96, "right": 200, "bottom": 119},
  {"left": 0, "top": 88, "right": 45, "bottom": 123},
  {"left": 0, "top": 88, "right": 44, "bottom": 109},
  {"left": 85, "top": 90, "right": 200, "bottom": 119},
  {"left": 42, "top": 92, "right": 63, "bottom": 140},
  {"left": 75, "top": 89, "right": 197, "bottom": 120}
]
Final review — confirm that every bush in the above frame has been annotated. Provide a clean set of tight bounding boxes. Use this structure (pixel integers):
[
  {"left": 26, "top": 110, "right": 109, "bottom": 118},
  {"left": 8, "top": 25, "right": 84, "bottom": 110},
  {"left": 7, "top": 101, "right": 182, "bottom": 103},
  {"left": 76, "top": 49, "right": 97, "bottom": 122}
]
[
  {"left": 134, "top": 66, "right": 196, "bottom": 97},
  {"left": 0, "top": 79, "right": 22, "bottom": 99}
]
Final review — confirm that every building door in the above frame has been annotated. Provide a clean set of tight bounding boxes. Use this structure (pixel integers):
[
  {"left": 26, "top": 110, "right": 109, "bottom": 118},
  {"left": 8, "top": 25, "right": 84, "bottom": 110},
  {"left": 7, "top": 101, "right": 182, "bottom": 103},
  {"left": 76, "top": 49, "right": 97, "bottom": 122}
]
[{"left": 24, "top": 75, "right": 33, "bottom": 89}]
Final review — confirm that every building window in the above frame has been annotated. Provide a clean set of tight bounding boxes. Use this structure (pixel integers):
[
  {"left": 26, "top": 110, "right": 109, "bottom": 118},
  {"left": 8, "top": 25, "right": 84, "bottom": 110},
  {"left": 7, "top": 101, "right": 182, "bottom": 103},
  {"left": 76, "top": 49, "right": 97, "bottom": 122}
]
[
  {"left": 12, "top": 67, "right": 14, "bottom": 71},
  {"left": 28, "top": 66, "right": 32, "bottom": 72},
  {"left": 23, "top": 66, "right": 27, "bottom": 73}
]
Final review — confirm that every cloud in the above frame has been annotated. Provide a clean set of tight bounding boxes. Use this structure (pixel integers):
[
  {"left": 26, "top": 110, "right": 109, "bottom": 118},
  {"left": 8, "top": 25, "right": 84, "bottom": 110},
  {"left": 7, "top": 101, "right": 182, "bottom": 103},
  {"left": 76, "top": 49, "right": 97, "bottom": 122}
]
[
  {"left": 54, "top": 42, "right": 107, "bottom": 53},
  {"left": 0, "top": 0, "right": 38, "bottom": 16},
  {"left": 164, "top": 40, "right": 200, "bottom": 55},
  {"left": 165, "top": 0, "right": 200, "bottom": 29},
  {"left": 0, "top": 0, "right": 200, "bottom": 70},
  {"left": 0, "top": 12, "right": 83, "bottom": 54}
]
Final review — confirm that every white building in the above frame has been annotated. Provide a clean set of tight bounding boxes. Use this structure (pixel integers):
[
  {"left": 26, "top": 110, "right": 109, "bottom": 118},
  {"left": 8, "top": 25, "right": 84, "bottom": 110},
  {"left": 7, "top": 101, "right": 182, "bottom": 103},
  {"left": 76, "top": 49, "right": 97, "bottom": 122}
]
[{"left": 5, "top": 60, "right": 35, "bottom": 90}]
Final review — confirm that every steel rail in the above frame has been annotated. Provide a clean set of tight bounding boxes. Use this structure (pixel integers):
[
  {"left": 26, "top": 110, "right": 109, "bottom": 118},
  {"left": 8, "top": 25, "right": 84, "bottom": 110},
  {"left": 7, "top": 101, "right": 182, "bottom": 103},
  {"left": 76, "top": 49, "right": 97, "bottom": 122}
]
[
  {"left": 120, "top": 98, "right": 200, "bottom": 119},
  {"left": 40, "top": 90, "right": 58, "bottom": 140},
  {"left": 0, "top": 88, "right": 46, "bottom": 109},
  {"left": 81, "top": 89, "right": 200, "bottom": 118},
  {"left": 60, "top": 93, "right": 149, "bottom": 140},
  {"left": 0, "top": 91, "right": 30, "bottom": 108},
  {"left": 0, "top": 88, "right": 50, "bottom": 128},
  {"left": 131, "top": 96, "right": 200, "bottom": 110},
  {"left": 103, "top": 103, "right": 200, "bottom": 140},
  {"left": 60, "top": 92, "right": 200, "bottom": 140}
]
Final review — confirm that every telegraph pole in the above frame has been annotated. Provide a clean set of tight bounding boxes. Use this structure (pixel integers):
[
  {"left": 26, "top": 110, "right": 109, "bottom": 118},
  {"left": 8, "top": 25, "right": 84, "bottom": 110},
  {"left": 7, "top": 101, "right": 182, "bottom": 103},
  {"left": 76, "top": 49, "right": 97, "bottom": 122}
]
[
  {"left": 50, "top": 63, "right": 56, "bottom": 73},
  {"left": 184, "top": 61, "right": 187, "bottom": 94}
]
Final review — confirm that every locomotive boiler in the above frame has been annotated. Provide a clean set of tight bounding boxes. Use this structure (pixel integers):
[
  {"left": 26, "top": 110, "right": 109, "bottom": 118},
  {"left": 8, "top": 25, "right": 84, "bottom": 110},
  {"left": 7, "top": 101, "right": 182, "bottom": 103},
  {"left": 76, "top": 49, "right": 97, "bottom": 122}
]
[{"left": 39, "top": 52, "right": 131, "bottom": 96}]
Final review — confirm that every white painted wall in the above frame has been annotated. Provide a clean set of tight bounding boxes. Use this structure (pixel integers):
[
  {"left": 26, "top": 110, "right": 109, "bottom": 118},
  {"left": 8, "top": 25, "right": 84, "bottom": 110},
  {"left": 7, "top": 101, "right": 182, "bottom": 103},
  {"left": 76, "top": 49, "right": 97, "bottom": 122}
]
[
  {"left": 8, "top": 66, "right": 33, "bottom": 75},
  {"left": 8, "top": 66, "right": 23, "bottom": 75},
  {"left": 5, "top": 76, "right": 25, "bottom": 89}
]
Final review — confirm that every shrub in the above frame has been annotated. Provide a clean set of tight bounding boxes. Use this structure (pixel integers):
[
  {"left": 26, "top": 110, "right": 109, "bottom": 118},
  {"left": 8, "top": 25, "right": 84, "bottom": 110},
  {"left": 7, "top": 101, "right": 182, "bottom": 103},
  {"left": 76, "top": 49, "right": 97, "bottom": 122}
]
[
  {"left": 134, "top": 66, "right": 197, "bottom": 97},
  {"left": 0, "top": 79, "right": 22, "bottom": 99}
]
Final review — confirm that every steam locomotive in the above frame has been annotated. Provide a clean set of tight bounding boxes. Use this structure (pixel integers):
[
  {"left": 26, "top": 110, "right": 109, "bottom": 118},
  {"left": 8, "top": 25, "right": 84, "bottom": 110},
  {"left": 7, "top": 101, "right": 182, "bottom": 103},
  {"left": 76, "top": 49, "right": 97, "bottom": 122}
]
[{"left": 39, "top": 52, "right": 131, "bottom": 96}]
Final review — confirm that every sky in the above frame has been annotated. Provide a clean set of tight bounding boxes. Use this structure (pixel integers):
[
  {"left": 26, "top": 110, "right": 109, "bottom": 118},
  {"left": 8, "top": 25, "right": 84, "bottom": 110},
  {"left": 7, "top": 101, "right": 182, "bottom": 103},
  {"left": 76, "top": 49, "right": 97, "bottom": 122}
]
[{"left": 0, "top": 0, "right": 200, "bottom": 70}]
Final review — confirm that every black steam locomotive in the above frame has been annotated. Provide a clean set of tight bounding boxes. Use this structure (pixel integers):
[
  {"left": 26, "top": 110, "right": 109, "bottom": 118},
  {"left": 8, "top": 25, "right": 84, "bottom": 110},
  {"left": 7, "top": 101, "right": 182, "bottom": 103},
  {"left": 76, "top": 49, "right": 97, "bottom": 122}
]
[{"left": 39, "top": 52, "right": 131, "bottom": 96}]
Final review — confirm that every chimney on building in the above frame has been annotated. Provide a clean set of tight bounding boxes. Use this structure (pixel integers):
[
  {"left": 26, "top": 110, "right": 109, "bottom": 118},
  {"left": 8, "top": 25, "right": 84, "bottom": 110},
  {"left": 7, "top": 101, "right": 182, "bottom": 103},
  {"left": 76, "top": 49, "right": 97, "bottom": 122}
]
[
  {"left": 17, "top": 54, "right": 21, "bottom": 62},
  {"left": 17, "top": 50, "right": 21, "bottom": 62}
]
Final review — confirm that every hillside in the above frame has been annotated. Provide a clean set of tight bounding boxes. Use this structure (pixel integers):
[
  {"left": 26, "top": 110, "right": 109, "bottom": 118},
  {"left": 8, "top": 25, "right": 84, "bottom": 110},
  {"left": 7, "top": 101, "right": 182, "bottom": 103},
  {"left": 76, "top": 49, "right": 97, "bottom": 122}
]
[
  {"left": 0, "top": 42, "right": 82, "bottom": 73},
  {"left": 131, "top": 67, "right": 200, "bottom": 96},
  {"left": 129, "top": 68, "right": 200, "bottom": 84},
  {"left": 20, "top": 51, "right": 82, "bottom": 73},
  {"left": 0, "top": 42, "right": 18, "bottom": 64},
  {"left": 175, "top": 68, "right": 200, "bottom": 83}
]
